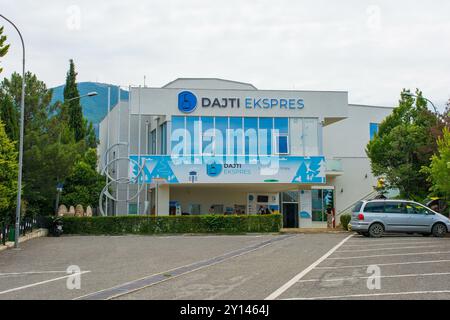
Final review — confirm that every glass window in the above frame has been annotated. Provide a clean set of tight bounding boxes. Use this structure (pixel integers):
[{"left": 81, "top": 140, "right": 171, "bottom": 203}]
[
  {"left": 274, "top": 118, "right": 288, "bottom": 135},
  {"left": 303, "top": 118, "right": 319, "bottom": 156},
  {"left": 258, "top": 118, "right": 273, "bottom": 155},
  {"left": 312, "top": 189, "right": 324, "bottom": 222},
  {"left": 171, "top": 116, "right": 185, "bottom": 155},
  {"left": 363, "top": 202, "right": 385, "bottom": 213},
  {"left": 384, "top": 202, "right": 406, "bottom": 214},
  {"left": 128, "top": 203, "right": 137, "bottom": 215},
  {"left": 159, "top": 122, "right": 167, "bottom": 155},
  {"left": 405, "top": 203, "right": 430, "bottom": 215},
  {"left": 352, "top": 201, "right": 363, "bottom": 212},
  {"left": 244, "top": 117, "right": 258, "bottom": 157},
  {"left": 201, "top": 117, "right": 214, "bottom": 155},
  {"left": 282, "top": 191, "right": 298, "bottom": 203},
  {"left": 186, "top": 117, "right": 200, "bottom": 155},
  {"left": 276, "top": 135, "right": 289, "bottom": 154},
  {"left": 214, "top": 117, "right": 228, "bottom": 155},
  {"left": 228, "top": 117, "right": 243, "bottom": 155},
  {"left": 370, "top": 123, "right": 379, "bottom": 140}
]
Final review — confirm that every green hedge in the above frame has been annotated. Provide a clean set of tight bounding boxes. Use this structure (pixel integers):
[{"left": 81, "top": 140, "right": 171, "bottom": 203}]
[
  {"left": 60, "top": 214, "right": 282, "bottom": 235},
  {"left": 340, "top": 214, "right": 351, "bottom": 231}
]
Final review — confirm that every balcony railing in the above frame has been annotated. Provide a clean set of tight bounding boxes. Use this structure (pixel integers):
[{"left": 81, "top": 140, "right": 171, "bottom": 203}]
[{"left": 326, "top": 158, "right": 343, "bottom": 173}]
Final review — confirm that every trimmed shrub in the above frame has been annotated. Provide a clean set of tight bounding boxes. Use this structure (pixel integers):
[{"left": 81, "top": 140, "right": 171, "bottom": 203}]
[
  {"left": 60, "top": 214, "right": 282, "bottom": 235},
  {"left": 340, "top": 214, "right": 351, "bottom": 231}
]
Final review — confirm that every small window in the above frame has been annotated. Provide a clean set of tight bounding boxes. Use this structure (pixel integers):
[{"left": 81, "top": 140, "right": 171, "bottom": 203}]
[
  {"left": 384, "top": 202, "right": 406, "bottom": 214},
  {"left": 352, "top": 201, "right": 363, "bottom": 212},
  {"left": 275, "top": 135, "right": 289, "bottom": 154},
  {"left": 363, "top": 202, "right": 385, "bottom": 213},
  {"left": 128, "top": 203, "right": 138, "bottom": 215},
  {"left": 405, "top": 203, "right": 429, "bottom": 215}
]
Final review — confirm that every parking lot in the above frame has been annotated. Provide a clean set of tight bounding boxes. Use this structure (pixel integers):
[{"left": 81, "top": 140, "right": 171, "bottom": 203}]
[
  {"left": 0, "top": 233, "right": 449, "bottom": 300},
  {"left": 271, "top": 234, "right": 450, "bottom": 300}
]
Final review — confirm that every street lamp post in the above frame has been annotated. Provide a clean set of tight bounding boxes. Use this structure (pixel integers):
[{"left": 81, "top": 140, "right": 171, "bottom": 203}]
[
  {"left": 0, "top": 14, "right": 25, "bottom": 249},
  {"left": 65, "top": 91, "right": 98, "bottom": 102},
  {"left": 404, "top": 92, "right": 440, "bottom": 125}
]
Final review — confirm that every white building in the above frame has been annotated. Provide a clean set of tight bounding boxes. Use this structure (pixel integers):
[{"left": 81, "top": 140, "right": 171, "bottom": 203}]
[{"left": 98, "top": 78, "right": 393, "bottom": 228}]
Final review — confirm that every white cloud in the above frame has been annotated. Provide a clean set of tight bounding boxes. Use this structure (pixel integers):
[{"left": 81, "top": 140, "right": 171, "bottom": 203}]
[{"left": 0, "top": 0, "right": 449, "bottom": 110}]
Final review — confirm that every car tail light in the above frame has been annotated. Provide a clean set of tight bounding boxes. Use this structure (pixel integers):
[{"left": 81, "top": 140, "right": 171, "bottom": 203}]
[{"left": 358, "top": 213, "right": 365, "bottom": 220}]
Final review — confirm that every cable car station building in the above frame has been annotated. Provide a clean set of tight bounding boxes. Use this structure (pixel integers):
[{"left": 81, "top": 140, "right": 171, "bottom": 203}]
[{"left": 99, "top": 78, "right": 393, "bottom": 228}]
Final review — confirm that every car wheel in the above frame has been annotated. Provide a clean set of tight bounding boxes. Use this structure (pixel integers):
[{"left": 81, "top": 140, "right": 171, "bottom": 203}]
[
  {"left": 368, "top": 223, "right": 384, "bottom": 238},
  {"left": 432, "top": 223, "right": 447, "bottom": 238}
]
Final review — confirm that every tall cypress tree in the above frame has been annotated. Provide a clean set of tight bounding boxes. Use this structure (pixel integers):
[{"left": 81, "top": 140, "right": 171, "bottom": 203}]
[
  {"left": 0, "top": 26, "right": 10, "bottom": 74},
  {"left": 63, "top": 59, "right": 85, "bottom": 141}
]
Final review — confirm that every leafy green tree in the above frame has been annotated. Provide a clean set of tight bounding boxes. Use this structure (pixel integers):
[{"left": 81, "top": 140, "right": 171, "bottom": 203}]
[
  {"left": 61, "top": 148, "right": 105, "bottom": 208},
  {"left": 0, "top": 119, "right": 18, "bottom": 222},
  {"left": 0, "top": 93, "right": 18, "bottom": 141},
  {"left": 1, "top": 72, "right": 51, "bottom": 131},
  {"left": 0, "top": 26, "right": 10, "bottom": 74},
  {"left": 85, "top": 121, "right": 97, "bottom": 148},
  {"left": 64, "top": 59, "right": 85, "bottom": 141},
  {"left": 421, "top": 128, "right": 450, "bottom": 200},
  {"left": 366, "top": 89, "right": 439, "bottom": 200}
]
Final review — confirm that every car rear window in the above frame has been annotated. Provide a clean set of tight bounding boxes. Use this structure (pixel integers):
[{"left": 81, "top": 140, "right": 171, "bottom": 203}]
[
  {"left": 384, "top": 202, "right": 406, "bottom": 214},
  {"left": 352, "top": 201, "right": 363, "bottom": 212},
  {"left": 363, "top": 202, "right": 385, "bottom": 213}
]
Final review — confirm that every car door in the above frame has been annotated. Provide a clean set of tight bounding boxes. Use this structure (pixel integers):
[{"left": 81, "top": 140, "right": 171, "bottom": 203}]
[
  {"left": 406, "top": 202, "right": 435, "bottom": 233},
  {"left": 383, "top": 201, "right": 409, "bottom": 232}
]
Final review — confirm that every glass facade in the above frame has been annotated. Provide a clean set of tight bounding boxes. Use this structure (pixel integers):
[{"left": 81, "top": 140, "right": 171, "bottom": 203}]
[
  {"left": 170, "top": 116, "right": 320, "bottom": 156},
  {"left": 312, "top": 189, "right": 334, "bottom": 222}
]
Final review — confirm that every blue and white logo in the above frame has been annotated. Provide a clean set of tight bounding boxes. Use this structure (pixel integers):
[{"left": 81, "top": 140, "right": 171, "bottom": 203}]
[
  {"left": 178, "top": 91, "right": 197, "bottom": 113},
  {"left": 206, "top": 162, "right": 222, "bottom": 177}
]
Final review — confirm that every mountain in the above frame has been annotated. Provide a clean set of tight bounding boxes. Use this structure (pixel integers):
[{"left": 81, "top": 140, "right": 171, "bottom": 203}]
[{"left": 51, "top": 82, "right": 129, "bottom": 135}]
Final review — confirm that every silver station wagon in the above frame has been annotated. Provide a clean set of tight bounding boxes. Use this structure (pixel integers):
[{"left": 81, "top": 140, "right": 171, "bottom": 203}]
[{"left": 348, "top": 199, "right": 450, "bottom": 238}]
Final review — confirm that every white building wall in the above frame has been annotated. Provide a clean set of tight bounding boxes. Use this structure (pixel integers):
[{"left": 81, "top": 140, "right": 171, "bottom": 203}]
[{"left": 323, "top": 104, "right": 393, "bottom": 214}]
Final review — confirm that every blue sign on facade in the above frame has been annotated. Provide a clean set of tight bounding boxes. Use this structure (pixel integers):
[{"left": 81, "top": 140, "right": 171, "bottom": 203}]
[
  {"left": 129, "top": 155, "right": 326, "bottom": 185},
  {"left": 178, "top": 91, "right": 198, "bottom": 113}
]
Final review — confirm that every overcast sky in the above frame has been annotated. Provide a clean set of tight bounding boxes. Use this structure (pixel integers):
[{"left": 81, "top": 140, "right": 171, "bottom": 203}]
[{"left": 1, "top": 0, "right": 449, "bottom": 109}]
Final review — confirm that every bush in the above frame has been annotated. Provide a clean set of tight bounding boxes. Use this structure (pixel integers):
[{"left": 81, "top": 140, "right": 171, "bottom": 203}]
[
  {"left": 340, "top": 214, "right": 351, "bottom": 231},
  {"left": 59, "top": 214, "right": 282, "bottom": 235}
]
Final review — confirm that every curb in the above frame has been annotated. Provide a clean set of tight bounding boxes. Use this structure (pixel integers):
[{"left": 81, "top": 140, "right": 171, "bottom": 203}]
[
  {"left": 0, "top": 228, "right": 48, "bottom": 252},
  {"left": 280, "top": 228, "right": 349, "bottom": 234}
]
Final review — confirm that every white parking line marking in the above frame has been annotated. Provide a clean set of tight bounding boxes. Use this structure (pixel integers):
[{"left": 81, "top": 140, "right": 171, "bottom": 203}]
[
  {"left": 336, "top": 245, "right": 446, "bottom": 253},
  {"left": 298, "top": 272, "right": 450, "bottom": 283},
  {"left": 0, "top": 271, "right": 69, "bottom": 277},
  {"left": 0, "top": 271, "right": 91, "bottom": 295},
  {"left": 315, "top": 259, "right": 450, "bottom": 270},
  {"left": 346, "top": 238, "right": 450, "bottom": 244},
  {"left": 284, "top": 290, "right": 450, "bottom": 300},
  {"left": 328, "top": 251, "right": 450, "bottom": 260},
  {"left": 341, "top": 241, "right": 444, "bottom": 248},
  {"left": 264, "top": 234, "right": 353, "bottom": 300}
]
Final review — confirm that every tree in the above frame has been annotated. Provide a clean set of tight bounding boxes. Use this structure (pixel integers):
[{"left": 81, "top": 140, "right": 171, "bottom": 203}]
[
  {"left": 366, "top": 89, "right": 439, "bottom": 200},
  {"left": 64, "top": 59, "right": 85, "bottom": 141},
  {"left": 0, "top": 93, "right": 19, "bottom": 141},
  {"left": 421, "top": 128, "right": 450, "bottom": 201},
  {"left": 0, "top": 119, "right": 18, "bottom": 222},
  {"left": 85, "top": 119, "right": 97, "bottom": 148},
  {"left": 61, "top": 148, "right": 105, "bottom": 208},
  {"left": 0, "top": 26, "right": 10, "bottom": 74},
  {"left": 1, "top": 72, "right": 51, "bottom": 131}
]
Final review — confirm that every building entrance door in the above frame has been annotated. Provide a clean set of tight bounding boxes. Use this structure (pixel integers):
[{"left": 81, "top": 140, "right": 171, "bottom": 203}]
[{"left": 283, "top": 203, "right": 299, "bottom": 228}]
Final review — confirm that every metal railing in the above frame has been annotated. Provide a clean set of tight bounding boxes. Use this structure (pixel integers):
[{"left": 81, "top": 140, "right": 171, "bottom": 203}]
[
  {"left": 335, "top": 190, "right": 379, "bottom": 220},
  {"left": 0, "top": 216, "right": 38, "bottom": 246}
]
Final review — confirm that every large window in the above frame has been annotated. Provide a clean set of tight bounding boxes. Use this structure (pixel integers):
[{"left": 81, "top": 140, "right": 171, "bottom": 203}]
[
  {"left": 258, "top": 118, "right": 273, "bottom": 155},
  {"left": 159, "top": 122, "right": 167, "bottom": 155},
  {"left": 312, "top": 189, "right": 334, "bottom": 222},
  {"left": 169, "top": 116, "right": 320, "bottom": 157}
]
